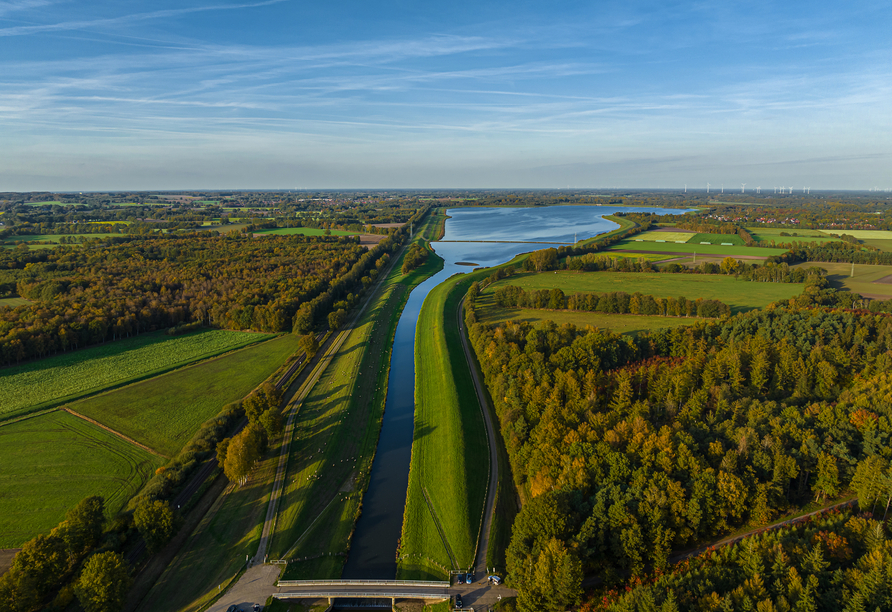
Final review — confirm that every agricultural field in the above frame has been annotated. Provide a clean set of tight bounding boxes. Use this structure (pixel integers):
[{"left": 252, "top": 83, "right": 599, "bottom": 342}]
[
  {"left": 399, "top": 269, "right": 489, "bottom": 579},
  {"left": 68, "top": 334, "right": 300, "bottom": 456},
  {"left": 818, "top": 229, "right": 892, "bottom": 240},
  {"left": 746, "top": 227, "right": 842, "bottom": 244},
  {"left": 484, "top": 271, "right": 804, "bottom": 313},
  {"left": 687, "top": 232, "right": 746, "bottom": 245},
  {"left": 253, "top": 227, "right": 358, "bottom": 237},
  {"left": 861, "top": 239, "right": 892, "bottom": 252},
  {"left": 610, "top": 239, "right": 787, "bottom": 258},
  {"left": 476, "top": 303, "right": 701, "bottom": 336},
  {"left": 632, "top": 230, "right": 695, "bottom": 242},
  {"left": 0, "top": 330, "right": 273, "bottom": 422},
  {"left": 792, "top": 262, "right": 892, "bottom": 299},
  {"left": 0, "top": 410, "right": 164, "bottom": 547}
]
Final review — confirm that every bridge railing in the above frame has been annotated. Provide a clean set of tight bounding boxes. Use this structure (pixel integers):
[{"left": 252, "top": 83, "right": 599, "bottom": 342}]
[
  {"left": 276, "top": 579, "right": 450, "bottom": 588},
  {"left": 275, "top": 591, "right": 449, "bottom": 600}
]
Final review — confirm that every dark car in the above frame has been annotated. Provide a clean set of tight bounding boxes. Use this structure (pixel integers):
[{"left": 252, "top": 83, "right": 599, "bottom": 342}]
[
  {"left": 456, "top": 574, "right": 465, "bottom": 584},
  {"left": 455, "top": 594, "right": 463, "bottom": 609},
  {"left": 226, "top": 606, "right": 240, "bottom": 612}
]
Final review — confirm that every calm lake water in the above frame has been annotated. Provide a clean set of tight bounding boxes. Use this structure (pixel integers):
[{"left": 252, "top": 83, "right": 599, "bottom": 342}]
[{"left": 342, "top": 205, "right": 687, "bottom": 578}]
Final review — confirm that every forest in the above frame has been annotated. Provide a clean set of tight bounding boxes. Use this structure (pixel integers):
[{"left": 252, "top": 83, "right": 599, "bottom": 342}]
[
  {"left": 0, "top": 231, "right": 401, "bottom": 364},
  {"left": 467, "top": 296, "right": 892, "bottom": 611}
]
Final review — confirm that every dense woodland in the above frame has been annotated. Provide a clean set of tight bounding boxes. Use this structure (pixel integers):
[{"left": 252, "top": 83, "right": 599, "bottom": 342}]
[
  {"left": 0, "top": 232, "right": 401, "bottom": 364},
  {"left": 468, "top": 296, "right": 892, "bottom": 610},
  {"left": 587, "top": 508, "right": 892, "bottom": 612}
]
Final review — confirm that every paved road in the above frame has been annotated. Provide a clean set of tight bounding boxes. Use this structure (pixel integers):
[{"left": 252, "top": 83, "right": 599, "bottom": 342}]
[{"left": 457, "top": 295, "right": 500, "bottom": 577}]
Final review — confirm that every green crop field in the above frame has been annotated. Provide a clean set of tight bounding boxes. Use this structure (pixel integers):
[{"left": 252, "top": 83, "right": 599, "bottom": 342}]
[
  {"left": 477, "top": 304, "right": 702, "bottom": 336},
  {"left": 399, "top": 270, "right": 489, "bottom": 579},
  {"left": 0, "top": 410, "right": 164, "bottom": 547},
  {"left": 485, "top": 271, "right": 804, "bottom": 313},
  {"left": 24, "top": 201, "right": 65, "bottom": 206},
  {"left": 632, "top": 230, "right": 695, "bottom": 243},
  {"left": 253, "top": 227, "right": 358, "bottom": 237},
  {"left": 0, "top": 330, "right": 273, "bottom": 422},
  {"left": 862, "top": 239, "right": 892, "bottom": 252},
  {"left": 746, "top": 227, "right": 841, "bottom": 244},
  {"left": 68, "top": 334, "right": 300, "bottom": 456},
  {"left": 792, "top": 262, "right": 892, "bottom": 299},
  {"left": 686, "top": 233, "right": 746, "bottom": 245},
  {"left": 611, "top": 239, "right": 787, "bottom": 258}
]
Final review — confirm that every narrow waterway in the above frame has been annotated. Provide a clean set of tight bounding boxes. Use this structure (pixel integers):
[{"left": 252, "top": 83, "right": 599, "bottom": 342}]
[{"left": 343, "top": 206, "right": 687, "bottom": 578}]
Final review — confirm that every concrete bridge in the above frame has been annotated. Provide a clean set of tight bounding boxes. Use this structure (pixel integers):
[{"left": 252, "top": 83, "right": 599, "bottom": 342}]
[{"left": 274, "top": 579, "right": 516, "bottom": 609}]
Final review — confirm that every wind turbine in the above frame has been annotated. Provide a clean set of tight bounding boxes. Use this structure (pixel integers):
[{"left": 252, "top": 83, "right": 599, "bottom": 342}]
[
  {"left": 757, "top": 187, "right": 761, "bottom": 194},
  {"left": 741, "top": 183, "right": 746, "bottom": 194},
  {"left": 721, "top": 183, "right": 724, "bottom": 193},
  {"left": 706, "top": 182, "right": 710, "bottom": 193}
]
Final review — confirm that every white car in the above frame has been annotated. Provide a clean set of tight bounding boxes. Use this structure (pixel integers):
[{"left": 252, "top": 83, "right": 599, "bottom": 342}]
[{"left": 488, "top": 575, "right": 502, "bottom": 585}]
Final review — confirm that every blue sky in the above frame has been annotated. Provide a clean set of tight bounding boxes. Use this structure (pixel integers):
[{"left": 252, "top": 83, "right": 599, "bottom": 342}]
[{"left": 0, "top": 0, "right": 889, "bottom": 190}]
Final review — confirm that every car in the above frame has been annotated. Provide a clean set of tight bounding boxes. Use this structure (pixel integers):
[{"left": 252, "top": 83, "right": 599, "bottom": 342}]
[
  {"left": 466, "top": 572, "right": 473, "bottom": 584},
  {"left": 226, "top": 606, "right": 240, "bottom": 612},
  {"left": 456, "top": 574, "right": 464, "bottom": 584},
  {"left": 253, "top": 605, "right": 260, "bottom": 612},
  {"left": 454, "top": 594, "right": 463, "bottom": 609},
  {"left": 488, "top": 575, "right": 502, "bottom": 585}
]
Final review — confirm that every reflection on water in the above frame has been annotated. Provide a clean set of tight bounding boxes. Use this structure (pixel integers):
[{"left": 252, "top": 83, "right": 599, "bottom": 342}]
[{"left": 343, "top": 206, "right": 688, "bottom": 578}]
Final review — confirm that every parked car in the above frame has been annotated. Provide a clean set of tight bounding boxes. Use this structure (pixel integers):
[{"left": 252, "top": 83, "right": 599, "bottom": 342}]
[
  {"left": 455, "top": 594, "right": 463, "bottom": 609},
  {"left": 456, "top": 574, "right": 465, "bottom": 584},
  {"left": 466, "top": 572, "right": 473, "bottom": 584},
  {"left": 488, "top": 575, "right": 502, "bottom": 585},
  {"left": 226, "top": 606, "right": 240, "bottom": 612}
]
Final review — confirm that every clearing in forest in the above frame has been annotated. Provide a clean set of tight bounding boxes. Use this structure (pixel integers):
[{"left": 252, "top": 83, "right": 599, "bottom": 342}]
[{"left": 0, "top": 410, "right": 163, "bottom": 548}]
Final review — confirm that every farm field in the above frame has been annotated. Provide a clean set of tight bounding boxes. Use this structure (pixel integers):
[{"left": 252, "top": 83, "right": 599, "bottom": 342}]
[
  {"left": 687, "top": 232, "right": 746, "bottom": 245},
  {"left": 792, "top": 262, "right": 892, "bottom": 299},
  {"left": 1, "top": 233, "right": 129, "bottom": 246},
  {"left": 610, "top": 239, "right": 787, "bottom": 258},
  {"left": 0, "top": 410, "right": 164, "bottom": 547},
  {"left": 68, "top": 334, "right": 300, "bottom": 456},
  {"left": 818, "top": 229, "right": 892, "bottom": 239},
  {"left": 484, "top": 271, "right": 804, "bottom": 313},
  {"left": 476, "top": 303, "right": 702, "bottom": 335},
  {"left": 746, "top": 227, "right": 842, "bottom": 244},
  {"left": 399, "top": 269, "right": 489, "bottom": 579},
  {"left": 862, "top": 239, "right": 892, "bottom": 252},
  {"left": 0, "top": 330, "right": 273, "bottom": 422},
  {"left": 632, "top": 230, "right": 695, "bottom": 243},
  {"left": 253, "top": 227, "right": 357, "bottom": 237}
]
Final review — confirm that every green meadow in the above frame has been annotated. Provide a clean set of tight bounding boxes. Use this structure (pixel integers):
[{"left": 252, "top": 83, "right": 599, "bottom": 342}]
[
  {"left": 0, "top": 330, "right": 273, "bottom": 422},
  {"left": 68, "top": 334, "right": 300, "bottom": 456},
  {"left": 0, "top": 411, "right": 164, "bottom": 547}
]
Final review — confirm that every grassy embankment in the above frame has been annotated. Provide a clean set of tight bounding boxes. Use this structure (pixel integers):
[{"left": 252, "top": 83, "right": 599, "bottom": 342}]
[
  {"left": 68, "top": 334, "right": 301, "bottom": 457},
  {"left": 0, "top": 411, "right": 163, "bottom": 547},
  {"left": 485, "top": 270, "right": 803, "bottom": 315},
  {"left": 0, "top": 329, "right": 274, "bottom": 422},
  {"left": 271, "top": 214, "right": 445, "bottom": 579}
]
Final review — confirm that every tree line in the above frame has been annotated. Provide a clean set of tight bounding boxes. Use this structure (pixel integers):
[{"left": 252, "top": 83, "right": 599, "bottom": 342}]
[{"left": 492, "top": 284, "right": 732, "bottom": 319}]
